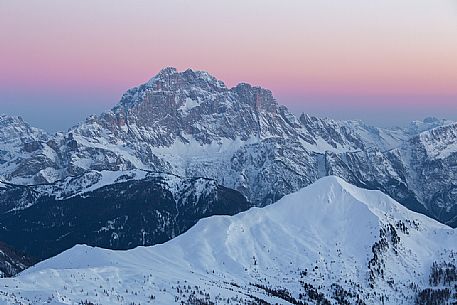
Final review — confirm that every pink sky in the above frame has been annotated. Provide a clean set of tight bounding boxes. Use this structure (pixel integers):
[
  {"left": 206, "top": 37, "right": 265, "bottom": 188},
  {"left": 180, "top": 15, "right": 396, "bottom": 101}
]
[{"left": 1, "top": 0, "right": 456, "bottom": 130}]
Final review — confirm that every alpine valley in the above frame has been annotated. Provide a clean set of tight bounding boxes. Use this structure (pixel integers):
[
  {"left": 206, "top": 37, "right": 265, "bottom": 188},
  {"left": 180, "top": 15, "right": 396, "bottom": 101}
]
[{"left": 0, "top": 68, "right": 456, "bottom": 304}]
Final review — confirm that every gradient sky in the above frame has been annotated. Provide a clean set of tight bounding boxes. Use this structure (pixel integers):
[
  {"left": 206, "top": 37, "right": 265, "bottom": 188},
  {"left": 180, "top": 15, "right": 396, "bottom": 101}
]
[{"left": 1, "top": 0, "right": 456, "bottom": 132}]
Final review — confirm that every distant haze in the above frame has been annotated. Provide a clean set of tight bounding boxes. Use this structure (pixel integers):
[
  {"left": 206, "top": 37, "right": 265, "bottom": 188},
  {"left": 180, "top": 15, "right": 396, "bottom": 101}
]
[{"left": 1, "top": 0, "right": 456, "bottom": 132}]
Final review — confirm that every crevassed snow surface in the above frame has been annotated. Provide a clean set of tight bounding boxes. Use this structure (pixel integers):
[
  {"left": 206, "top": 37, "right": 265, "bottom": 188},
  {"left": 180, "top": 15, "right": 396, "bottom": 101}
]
[{"left": 0, "top": 177, "right": 456, "bottom": 305}]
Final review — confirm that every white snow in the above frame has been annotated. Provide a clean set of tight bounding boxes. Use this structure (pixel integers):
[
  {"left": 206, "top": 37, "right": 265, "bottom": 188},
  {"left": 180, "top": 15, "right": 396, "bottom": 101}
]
[
  {"left": 51, "top": 169, "right": 149, "bottom": 199},
  {"left": 1, "top": 177, "right": 455, "bottom": 305},
  {"left": 73, "top": 169, "right": 148, "bottom": 196},
  {"left": 178, "top": 97, "right": 201, "bottom": 114},
  {"left": 151, "top": 135, "right": 258, "bottom": 177}
]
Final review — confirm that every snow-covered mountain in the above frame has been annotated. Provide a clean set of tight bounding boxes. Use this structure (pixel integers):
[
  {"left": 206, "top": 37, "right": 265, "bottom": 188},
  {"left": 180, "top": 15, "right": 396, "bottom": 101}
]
[
  {"left": 0, "top": 169, "right": 250, "bottom": 260},
  {"left": 1, "top": 177, "right": 455, "bottom": 305},
  {"left": 0, "top": 67, "right": 456, "bottom": 228}
]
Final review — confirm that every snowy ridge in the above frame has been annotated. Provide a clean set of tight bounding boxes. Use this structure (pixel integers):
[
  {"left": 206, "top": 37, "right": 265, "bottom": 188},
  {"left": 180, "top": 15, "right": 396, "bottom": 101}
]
[
  {"left": 39, "top": 169, "right": 149, "bottom": 200},
  {"left": 0, "top": 169, "right": 250, "bottom": 260},
  {"left": 0, "top": 169, "right": 152, "bottom": 211},
  {"left": 299, "top": 114, "right": 407, "bottom": 152},
  {"left": 1, "top": 177, "right": 456, "bottom": 304},
  {"left": 0, "top": 169, "right": 232, "bottom": 211}
]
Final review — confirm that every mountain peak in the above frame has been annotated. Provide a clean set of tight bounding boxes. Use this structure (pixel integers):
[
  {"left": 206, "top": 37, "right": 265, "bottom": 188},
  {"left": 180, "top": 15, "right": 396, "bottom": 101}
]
[
  {"left": 145, "top": 66, "right": 177, "bottom": 83},
  {"left": 145, "top": 67, "right": 226, "bottom": 90},
  {"left": 115, "top": 68, "right": 227, "bottom": 110},
  {"left": 283, "top": 175, "right": 446, "bottom": 230},
  {"left": 423, "top": 116, "right": 440, "bottom": 124},
  {"left": 0, "top": 114, "right": 47, "bottom": 143},
  {"left": 157, "top": 66, "right": 178, "bottom": 76}
]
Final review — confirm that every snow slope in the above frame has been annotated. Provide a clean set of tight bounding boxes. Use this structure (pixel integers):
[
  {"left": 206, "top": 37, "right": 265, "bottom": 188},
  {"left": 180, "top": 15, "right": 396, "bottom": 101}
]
[{"left": 1, "top": 177, "right": 455, "bottom": 305}]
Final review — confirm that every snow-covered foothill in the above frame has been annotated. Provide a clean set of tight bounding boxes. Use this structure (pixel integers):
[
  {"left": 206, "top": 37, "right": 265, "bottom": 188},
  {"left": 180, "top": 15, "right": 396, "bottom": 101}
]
[{"left": 1, "top": 177, "right": 455, "bottom": 305}]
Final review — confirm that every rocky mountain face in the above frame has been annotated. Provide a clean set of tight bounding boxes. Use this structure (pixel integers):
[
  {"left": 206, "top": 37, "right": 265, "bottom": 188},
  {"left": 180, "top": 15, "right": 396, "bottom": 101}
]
[
  {"left": 0, "top": 170, "right": 250, "bottom": 260},
  {"left": 0, "top": 242, "right": 36, "bottom": 278},
  {"left": 0, "top": 115, "right": 51, "bottom": 185},
  {"left": 392, "top": 123, "right": 457, "bottom": 226},
  {"left": 325, "top": 122, "right": 457, "bottom": 227},
  {"left": 0, "top": 67, "right": 456, "bottom": 228},
  {"left": 1, "top": 177, "right": 456, "bottom": 305}
]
